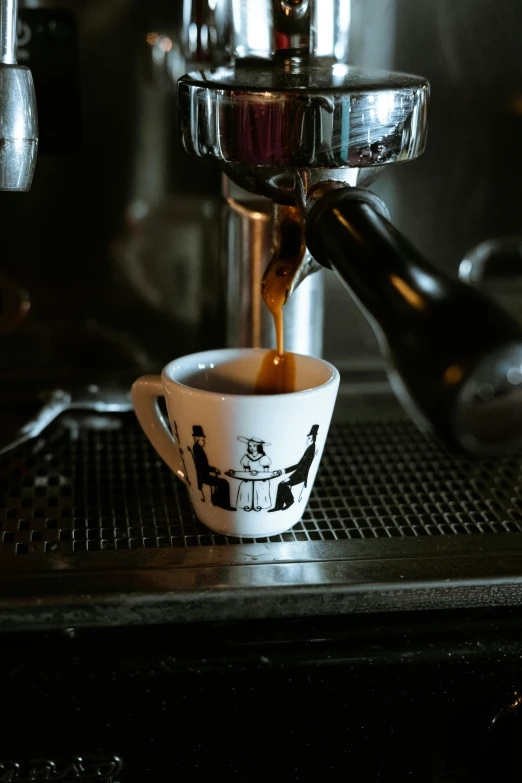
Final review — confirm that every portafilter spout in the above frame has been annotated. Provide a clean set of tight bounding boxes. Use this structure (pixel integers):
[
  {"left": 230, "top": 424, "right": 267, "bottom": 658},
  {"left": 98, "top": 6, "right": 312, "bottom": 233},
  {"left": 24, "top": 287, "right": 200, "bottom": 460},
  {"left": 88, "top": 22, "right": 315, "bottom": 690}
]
[{"left": 0, "top": 0, "right": 38, "bottom": 191}]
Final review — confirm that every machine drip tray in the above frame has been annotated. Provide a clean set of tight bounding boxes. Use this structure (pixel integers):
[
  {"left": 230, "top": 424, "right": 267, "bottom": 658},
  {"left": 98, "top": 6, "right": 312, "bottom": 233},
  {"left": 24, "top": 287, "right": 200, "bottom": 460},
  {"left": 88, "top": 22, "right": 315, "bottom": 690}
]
[{"left": 2, "top": 396, "right": 522, "bottom": 631}]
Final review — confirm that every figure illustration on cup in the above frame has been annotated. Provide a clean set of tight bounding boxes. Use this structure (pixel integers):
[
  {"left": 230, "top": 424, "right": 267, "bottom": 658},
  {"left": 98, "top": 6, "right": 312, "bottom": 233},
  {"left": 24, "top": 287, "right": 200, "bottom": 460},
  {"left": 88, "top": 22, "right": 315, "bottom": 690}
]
[
  {"left": 223, "top": 426, "right": 320, "bottom": 512},
  {"left": 131, "top": 349, "right": 339, "bottom": 538},
  {"left": 226, "top": 436, "right": 277, "bottom": 512},
  {"left": 269, "top": 424, "right": 320, "bottom": 511},
  {"left": 187, "top": 425, "right": 235, "bottom": 510}
]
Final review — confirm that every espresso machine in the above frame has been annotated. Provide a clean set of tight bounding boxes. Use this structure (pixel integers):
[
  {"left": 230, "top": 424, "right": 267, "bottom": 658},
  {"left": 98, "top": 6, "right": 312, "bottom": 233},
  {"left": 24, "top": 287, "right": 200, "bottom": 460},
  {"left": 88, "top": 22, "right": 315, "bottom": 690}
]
[
  {"left": 3, "top": 2, "right": 522, "bottom": 781},
  {"left": 178, "top": 0, "right": 522, "bottom": 459},
  {"left": 5, "top": 0, "right": 522, "bottom": 459}
]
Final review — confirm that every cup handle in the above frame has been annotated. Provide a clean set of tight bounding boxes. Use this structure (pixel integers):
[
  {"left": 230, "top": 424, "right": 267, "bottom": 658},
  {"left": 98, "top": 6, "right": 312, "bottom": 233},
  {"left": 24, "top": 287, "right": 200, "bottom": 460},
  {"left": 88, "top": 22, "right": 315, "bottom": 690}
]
[{"left": 131, "top": 375, "right": 186, "bottom": 482}]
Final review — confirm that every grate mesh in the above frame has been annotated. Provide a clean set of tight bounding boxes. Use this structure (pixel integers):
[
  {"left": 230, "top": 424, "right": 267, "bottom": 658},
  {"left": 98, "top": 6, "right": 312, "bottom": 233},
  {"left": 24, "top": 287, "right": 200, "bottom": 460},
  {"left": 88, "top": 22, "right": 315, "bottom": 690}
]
[{"left": 0, "top": 414, "right": 522, "bottom": 554}]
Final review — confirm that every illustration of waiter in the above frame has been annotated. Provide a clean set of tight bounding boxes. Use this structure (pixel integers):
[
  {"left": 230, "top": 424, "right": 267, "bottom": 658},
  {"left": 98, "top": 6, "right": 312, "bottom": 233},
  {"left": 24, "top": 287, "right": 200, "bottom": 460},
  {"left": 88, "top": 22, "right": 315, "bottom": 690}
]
[
  {"left": 188, "top": 425, "right": 235, "bottom": 510},
  {"left": 269, "top": 424, "right": 320, "bottom": 512}
]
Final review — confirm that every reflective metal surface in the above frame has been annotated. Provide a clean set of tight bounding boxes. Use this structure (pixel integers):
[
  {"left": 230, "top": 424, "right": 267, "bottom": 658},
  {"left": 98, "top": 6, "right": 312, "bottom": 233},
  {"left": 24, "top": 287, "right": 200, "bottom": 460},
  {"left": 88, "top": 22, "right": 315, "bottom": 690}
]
[
  {"left": 6, "top": 536, "right": 522, "bottom": 632},
  {"left": 182, "top": 0, "right": 231, "bottom": 65},
  {"left": 0, "top": 384, "right": 133, "bottom": 456},
  {"left": 282, "top": 265, "right": 323, "bottom": 355},
  {"left": 0, "top": 0, "right": 38, "bottom": 190},
  {"left": 0, "top": 0, "right": 17, "bottom": 64},
  {"left": 179, "top": 62, "right": 429, "bottom": 203},
  {"left": 455, "top": 342, "right": 522, "bottom": 457},
  {"left": 459, "top": 236, "right": 522, "bottom": 328},
  {"left": 182, "top": 0, "right": 351, "bottom": 64},
  {"left": 0, "top": 65, "right": 37, "bottom": 190},
  {"left": 223, "top": 178, "right": 323, "bottom": 354},
  {"left": 229, "top": 0, "right": 350, "bottom": 59}
]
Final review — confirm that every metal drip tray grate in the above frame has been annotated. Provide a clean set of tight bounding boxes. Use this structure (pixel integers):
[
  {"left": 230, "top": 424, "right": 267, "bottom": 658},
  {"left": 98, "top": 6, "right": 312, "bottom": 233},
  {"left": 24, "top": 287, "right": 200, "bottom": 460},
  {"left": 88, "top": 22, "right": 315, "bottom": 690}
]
[{"left": 1, "top": 414, "right": 522, "bottom": 555}]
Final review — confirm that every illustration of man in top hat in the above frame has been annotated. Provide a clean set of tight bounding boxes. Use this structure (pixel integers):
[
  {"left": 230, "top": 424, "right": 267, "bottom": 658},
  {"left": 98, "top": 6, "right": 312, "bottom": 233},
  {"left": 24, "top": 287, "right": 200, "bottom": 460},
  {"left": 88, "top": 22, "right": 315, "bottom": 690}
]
[
  {"left": 188, "top": 425, "right": 235, "bottom": 510},
  {"left": 269, "top": 424, "right": 320, "bottom": 512}
]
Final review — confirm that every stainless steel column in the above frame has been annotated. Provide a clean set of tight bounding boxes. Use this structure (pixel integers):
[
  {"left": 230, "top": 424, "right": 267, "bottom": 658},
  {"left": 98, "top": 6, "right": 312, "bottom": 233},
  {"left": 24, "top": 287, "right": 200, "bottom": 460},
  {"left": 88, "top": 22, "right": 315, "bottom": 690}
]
[
  {"left": 223, "top": 176, "right": 324, "bottom": 356},
  {"left": 0, "top": 0, "right": 38, "bottom": 190}
]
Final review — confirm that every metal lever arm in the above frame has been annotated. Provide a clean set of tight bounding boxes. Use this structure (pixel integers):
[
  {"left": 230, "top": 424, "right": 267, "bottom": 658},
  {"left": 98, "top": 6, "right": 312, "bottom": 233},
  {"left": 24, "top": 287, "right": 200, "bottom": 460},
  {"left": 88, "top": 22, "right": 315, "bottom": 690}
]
[{"left": 306, "top": 187, "right": 522, "bottom": 457}]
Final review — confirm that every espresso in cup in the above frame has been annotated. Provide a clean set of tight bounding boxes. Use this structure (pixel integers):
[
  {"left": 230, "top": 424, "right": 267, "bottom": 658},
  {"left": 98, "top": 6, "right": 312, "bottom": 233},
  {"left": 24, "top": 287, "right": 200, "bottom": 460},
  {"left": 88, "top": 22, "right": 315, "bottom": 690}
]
[{"left": 132, "top": 348, "right": 339, "bottom": 538}]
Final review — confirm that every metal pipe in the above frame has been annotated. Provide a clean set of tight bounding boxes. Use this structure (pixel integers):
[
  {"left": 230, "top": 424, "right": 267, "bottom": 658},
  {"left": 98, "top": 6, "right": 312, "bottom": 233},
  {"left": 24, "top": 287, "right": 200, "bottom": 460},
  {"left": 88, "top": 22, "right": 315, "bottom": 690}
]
[
  {"left": 223, "top": 176, "right": 324, "bottom": 356},
  {"left": 0, "top": 0, "right": 38, "bottom": 190},
  {"left": 181, "top": 0, "right": 351, "bottom": 62},
  {"left": 0, "top": 0, "right": 17, "bottom": 65}
]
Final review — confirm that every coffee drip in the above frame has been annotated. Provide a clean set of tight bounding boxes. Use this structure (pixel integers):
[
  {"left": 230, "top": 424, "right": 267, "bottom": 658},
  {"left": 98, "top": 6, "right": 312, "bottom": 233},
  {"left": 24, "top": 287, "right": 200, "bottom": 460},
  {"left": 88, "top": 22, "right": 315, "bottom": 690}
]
[
  {"left": 255, "top": 206, "right": 306, "bottom": 394},
  {"left": 255, "top": 350, "right": 296, "bottom": 395}
]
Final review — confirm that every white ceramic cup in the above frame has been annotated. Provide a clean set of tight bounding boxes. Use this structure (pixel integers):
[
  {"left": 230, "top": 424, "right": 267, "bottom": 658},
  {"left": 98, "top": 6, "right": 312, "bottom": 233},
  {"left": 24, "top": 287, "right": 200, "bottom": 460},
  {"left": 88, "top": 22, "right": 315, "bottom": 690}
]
[{"left": 131, "top": 348, "right": 340, "bottom": 538}]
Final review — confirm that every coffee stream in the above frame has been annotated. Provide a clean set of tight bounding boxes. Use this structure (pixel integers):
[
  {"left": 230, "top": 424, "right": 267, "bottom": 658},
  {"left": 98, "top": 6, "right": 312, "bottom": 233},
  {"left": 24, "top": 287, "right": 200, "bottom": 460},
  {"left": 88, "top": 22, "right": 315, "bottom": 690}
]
[
  {"left": 255, "top": 207, "right": 305, "bottom": 394},
  {"left": 255, "top": 257, "right": 297, "bottom": 393}
]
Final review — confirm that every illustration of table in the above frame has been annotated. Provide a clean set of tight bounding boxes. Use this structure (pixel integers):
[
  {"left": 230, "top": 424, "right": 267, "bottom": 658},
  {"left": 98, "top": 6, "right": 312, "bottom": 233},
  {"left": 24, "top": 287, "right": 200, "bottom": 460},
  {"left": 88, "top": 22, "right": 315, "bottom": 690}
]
[{"left": 225, "top": 469, "right": 282, "bottom": 511}]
